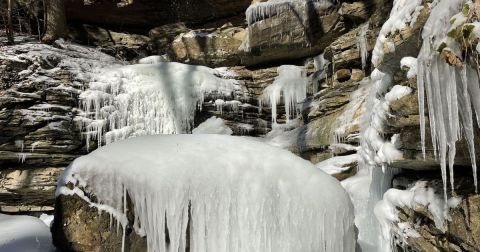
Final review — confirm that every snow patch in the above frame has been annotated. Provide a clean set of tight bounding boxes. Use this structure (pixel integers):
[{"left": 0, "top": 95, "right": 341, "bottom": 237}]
[{"left": 0, "top": 214, "right": 54, "bottom": 252}]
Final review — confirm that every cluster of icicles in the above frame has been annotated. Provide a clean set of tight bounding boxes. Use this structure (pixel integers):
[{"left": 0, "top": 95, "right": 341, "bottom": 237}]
[
  {"left": 78, "top": 62, "right": 238, "bottom": 149},
  {"left": 417, "top": 0, "right": 480, "bottom": 197},
  {"left": 346, "top": 0, "right": 480, "bottom": 251},
  {"left": 260, "top": 65, "right": 308, "bottom": 124}
]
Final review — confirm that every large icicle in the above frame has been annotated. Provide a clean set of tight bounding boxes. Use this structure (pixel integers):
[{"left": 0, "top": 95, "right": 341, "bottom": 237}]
[
  {"left": 57, "top": 134, "right": 356, "bottom": 252},
  {"left": 79, "top": 62, "right": 239, "bottom": 147},
  {"left": 416, "top": 0, "right": 478, "bottom": 196},
  {"left": 261, "top": 65, "right": 308, "bottom": 123},
  {"left": 357, "top": 23, "right": 369, "bottom": 71}
]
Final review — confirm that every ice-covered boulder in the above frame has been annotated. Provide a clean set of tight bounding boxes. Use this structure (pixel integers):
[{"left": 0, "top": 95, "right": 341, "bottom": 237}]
[{"left": 53, "top": 134, "right": 355, "bottom": 252}]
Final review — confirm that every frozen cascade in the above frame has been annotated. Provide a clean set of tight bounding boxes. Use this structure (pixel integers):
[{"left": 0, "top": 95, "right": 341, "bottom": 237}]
[
  {"left": 261, "top": 65, "right": 308, "bottom": 123},
  {"left": 417, "top": 0, "right": 479, "bottom": 198},
  {"left": 79, "top": 62, "right": 239, "bottom": 148},
  {"left": 332, "top": 80, "right": 370, "bottom": 146},
  {"left": 313, "top": 53, "right": 330, "bottom": 93},
  {"left": 341, "top": 69, "right": 411, "bottom": 251},
  {"left": 57, "top": 134, "right": 356, "bottom": 252}
]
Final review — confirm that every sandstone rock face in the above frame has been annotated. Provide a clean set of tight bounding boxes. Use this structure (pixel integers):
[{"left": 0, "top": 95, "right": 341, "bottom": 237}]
[
  {"left": 65, "top": 0, "right": 251, "bottom": 30},
  {"left": 0, "top": 42, "right": 93, "bottom": 213},
  {"left": 240, "top": 2, "right": 346, "bottom": 66},
  {"left": 149, "top": 23, "right": 190, "bottom": 55},
  {"left": 168, "top": 24, "right": 246, "bottom": 67}
]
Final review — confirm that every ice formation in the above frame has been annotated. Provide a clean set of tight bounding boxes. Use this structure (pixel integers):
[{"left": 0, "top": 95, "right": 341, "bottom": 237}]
[
  {"left": 313, "top": 53, "right": 330, "bottom": 93},
  {"left": 333, "top": 80, "right": 370, "bottom": 145},
  {"left": 315, "top": 154, "right": 358, "bottom": 175},
  {"left": 375, "top": 181, "right": 462, "bottom": 251},
  {"left": 261, "top": 65, "right": 308, "bottom": 123},
  {"left": 215, "top": 99, "right": 226, "bottom": 114},
  {"left": 192, "top": 116, "right": 233, "bottom": 135},
  {"left": 400, "top": 57, "right": 418, "bottom": 78},
  {"left": 358, "top": 70, "right": 409, "bottom": 169},
  {"left": 138, "top": 55, "right": 168, "bottom": 64},
  {"left": 237, "top": 123, "right": 255, "bottom": 135},
  {"left": 39, "top": 214, "right": 54, "bottom": 227},
  {"left": 245, "top": 0, "right": 336, "bottom": 26},
  {"left": 0, "top": 214, "right": 54, "bottom": 252},
  {"left": 57, "top": 134, "right": 356, "bottom": 252},
  {"left": 79, "top": 62, "right": 239, "bottom": 148},
  {"left": 341, "top": 69, "right": 412, "bottom": 251},
  {"left": 371, "top": 0, "right": 424, "bottom": 66},
  {"left": 416, "top": 0, "right": 479, "bottom": 197},
  {"left": 357, "top": 23, "right": 369, "bottom": 70}
]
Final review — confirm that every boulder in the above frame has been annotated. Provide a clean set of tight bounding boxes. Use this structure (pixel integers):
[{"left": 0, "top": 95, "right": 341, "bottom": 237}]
[
  {"left": 52, "top": 193, "right": 147, "bottom": 252},
  {"left": 149, "top": 23, "right": 190, "bottom": 55},
  {"left": 168, "top": 24, "right": 246, "bottom": 67},
  {"left": 240, "top": 1, "right": 347, "bottom": 66},
  {"left": 68, "top": 24, "right": 154, "bottom": 60}
]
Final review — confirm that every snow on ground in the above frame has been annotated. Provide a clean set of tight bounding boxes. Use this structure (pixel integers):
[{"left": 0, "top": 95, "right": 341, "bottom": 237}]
[
  {"left": 57, "top": 134, "right": 356, "bottom": 252},
  {"left": 192, "top": 116, "right": 233, "bottom": 135},
  {"left": 0, "top": 214, "right": 54, "bottom": 252}
]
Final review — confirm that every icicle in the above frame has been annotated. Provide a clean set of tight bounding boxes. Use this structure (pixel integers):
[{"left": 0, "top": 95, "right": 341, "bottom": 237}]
[
  {"left": 357, "top": 23, "right": 369, "bottom": 71},
  {"left": 121, "top": 186, "right": 127, "bottom": 252},
  {"left": 215, "top": 99, "right": 225, "bottom": 115}
]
